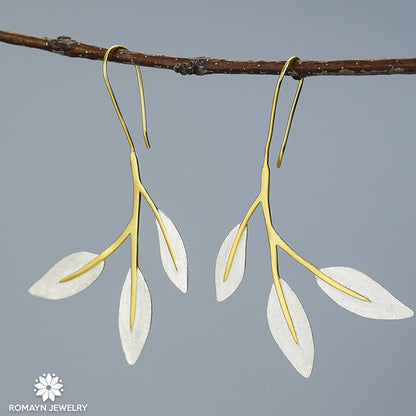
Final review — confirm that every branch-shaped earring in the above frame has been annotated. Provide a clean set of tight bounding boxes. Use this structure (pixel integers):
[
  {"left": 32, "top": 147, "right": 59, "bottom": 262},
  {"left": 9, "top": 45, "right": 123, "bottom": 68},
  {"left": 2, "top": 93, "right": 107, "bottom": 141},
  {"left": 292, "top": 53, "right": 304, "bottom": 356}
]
[
  {"left": 215, "top": 56, "right": 414, "bottom": 378},
  {"left": 29, "top": 45, "right": 188, "bottom": 365}
]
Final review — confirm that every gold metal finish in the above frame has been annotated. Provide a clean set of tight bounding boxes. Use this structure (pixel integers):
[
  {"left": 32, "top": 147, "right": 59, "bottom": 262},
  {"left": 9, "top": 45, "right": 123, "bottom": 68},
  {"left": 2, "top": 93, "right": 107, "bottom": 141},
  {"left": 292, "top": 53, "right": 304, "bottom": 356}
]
[
  {"left": 102, "top": 45, "right": 150, "bottom": 151},
  {"left": 223, "top": 56, "right": 369, "bottom": 344},
  {"left": 60, "top": 45, "right": 177, "bottom": 329}
]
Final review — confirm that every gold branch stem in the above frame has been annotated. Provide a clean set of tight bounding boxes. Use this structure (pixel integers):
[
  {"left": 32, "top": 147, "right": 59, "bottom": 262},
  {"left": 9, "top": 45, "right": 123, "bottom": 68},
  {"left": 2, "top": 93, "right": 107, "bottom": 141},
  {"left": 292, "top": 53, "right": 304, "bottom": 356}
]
[
  {"left": 59, "top": 151, "right": 179, "bottom": 329},
  {"left": 269, "top": 244, "right": 298, "bottom": 343},
  {"left": 59, "top": 225, "right": 131, "bottom": 283},
  {"left": 139, "top": 182, "right": 178, "bottom": 270},
  {"left": 223, "top": 197, "right": 260, "bottom": 282},
  {"left": 129, "top": 160, "right": 141, "bottom": 328}
]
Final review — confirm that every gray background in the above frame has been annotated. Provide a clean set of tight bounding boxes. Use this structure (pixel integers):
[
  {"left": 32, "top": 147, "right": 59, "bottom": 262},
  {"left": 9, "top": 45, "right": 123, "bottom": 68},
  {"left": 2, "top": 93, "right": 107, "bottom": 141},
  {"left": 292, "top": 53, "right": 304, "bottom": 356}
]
[{"left": 1, "top": 1, "right": 415, "bottom": 415}]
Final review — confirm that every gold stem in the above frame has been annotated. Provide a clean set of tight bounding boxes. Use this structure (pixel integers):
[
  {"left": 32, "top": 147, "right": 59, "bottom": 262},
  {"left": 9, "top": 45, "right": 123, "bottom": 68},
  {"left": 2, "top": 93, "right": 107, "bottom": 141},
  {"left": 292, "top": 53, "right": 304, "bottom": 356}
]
[
  {"left": 139, "top": 181, "right": 178, "bottom": 270},
  {"left": 223, "top": 196, "right": 260, "bottom": 282},
  {"left": 59, "top": 224, "right": 131, "bottom": 283},
  {"left": 276, "top": 237, "right": 370, "bottom": 302},
  {"left": 129, "top": 187, "right": 141, "bottom": 329},
  {"left": 269, "top": 242, "right": 298, "bottom": 343}
]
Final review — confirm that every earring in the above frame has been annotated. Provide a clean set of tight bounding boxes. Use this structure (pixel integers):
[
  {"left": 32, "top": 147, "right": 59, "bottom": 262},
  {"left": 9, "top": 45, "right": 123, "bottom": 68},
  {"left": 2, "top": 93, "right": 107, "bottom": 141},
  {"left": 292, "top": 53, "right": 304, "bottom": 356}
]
[
  {"left": 29, "top": 45, "right": 188, "bottom": 365},
  {"left": 215, "top": 56, "right": 413, "bottom": 378}
]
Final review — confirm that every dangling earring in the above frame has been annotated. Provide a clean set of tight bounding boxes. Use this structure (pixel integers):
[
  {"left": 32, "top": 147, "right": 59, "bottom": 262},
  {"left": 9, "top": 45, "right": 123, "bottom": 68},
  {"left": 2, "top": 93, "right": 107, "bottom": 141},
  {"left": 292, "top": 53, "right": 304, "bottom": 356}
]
[
  {"left": 29, "top": 45, "right": 188, "bottom": 365},
  {"left": 215, "top": 56, "right": 413, "bottom": 378}
]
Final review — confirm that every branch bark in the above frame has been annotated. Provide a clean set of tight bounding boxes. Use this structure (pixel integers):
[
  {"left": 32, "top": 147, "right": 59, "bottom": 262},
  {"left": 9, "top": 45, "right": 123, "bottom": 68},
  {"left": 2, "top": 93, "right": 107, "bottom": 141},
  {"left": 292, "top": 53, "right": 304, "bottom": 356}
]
[{"left": 1, "top": 29, "right": 416, "bottom": 78}]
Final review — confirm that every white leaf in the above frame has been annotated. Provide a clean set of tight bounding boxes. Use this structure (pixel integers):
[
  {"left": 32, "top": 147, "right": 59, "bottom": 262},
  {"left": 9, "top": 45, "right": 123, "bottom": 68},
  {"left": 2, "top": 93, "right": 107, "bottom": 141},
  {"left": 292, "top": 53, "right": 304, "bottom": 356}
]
[
  {"left": 119, "top": 268, "right": 152, "bottom": 365},
  {"left": 156, "top": 210, "right": 188, "bottom": 293},
  {"left": 215, "top": 223, "right": 248, "bottom": 302},
  {"left": 267, "top": 279, "right": 314, "bottom": 378},
  {"left": 28, "top": 252, "right": 104, "bottom": 300},
  {"left": 317, "top": 266, "right": 414, "bottom": 320}
]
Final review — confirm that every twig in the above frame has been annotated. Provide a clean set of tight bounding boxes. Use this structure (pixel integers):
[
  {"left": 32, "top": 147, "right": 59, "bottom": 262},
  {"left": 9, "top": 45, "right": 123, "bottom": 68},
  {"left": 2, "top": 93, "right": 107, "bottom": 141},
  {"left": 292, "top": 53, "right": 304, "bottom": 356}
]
[{"left": 1, "top": 29, "right": 416, "bottom": 78}]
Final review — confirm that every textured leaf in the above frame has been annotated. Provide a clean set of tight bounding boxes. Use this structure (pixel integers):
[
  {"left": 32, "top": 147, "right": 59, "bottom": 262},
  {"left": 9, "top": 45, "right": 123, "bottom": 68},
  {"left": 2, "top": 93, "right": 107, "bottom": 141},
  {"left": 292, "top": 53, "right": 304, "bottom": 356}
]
[
  {"left": 28, "top": 252, "right": 104, "bottom": 300},
  {"left": 156, "top": 210, "right": 188, "bottom": 293},
  {"left": 317, "top": 266, "right": 414, "bottom": 320},
  {"left": 119, "top": 268, "right": 152, "bottom": 365},
  {"left": 267, "top": 279, "right": 314, "bottom": 378},
  {"left": 215, "top": 223, "right": 248, "bottom": 302}
]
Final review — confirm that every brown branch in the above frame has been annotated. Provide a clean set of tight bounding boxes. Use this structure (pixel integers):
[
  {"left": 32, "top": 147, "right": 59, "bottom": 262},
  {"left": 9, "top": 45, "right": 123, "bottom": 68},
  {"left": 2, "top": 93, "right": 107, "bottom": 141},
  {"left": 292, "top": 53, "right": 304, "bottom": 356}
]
[{"left": 1, "top": 28, "right": 416, "bottom": 78}]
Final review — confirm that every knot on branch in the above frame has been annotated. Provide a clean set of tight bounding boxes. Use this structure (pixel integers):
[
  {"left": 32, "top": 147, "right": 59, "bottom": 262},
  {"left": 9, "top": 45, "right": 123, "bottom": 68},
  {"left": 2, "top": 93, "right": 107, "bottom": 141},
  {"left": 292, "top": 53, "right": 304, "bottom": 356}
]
[
  {"left": 174, "top": 59, "right": 208, "bottom": 75},
  {"left": 47, "top": 36, "right": 78, "bottom": 54}
]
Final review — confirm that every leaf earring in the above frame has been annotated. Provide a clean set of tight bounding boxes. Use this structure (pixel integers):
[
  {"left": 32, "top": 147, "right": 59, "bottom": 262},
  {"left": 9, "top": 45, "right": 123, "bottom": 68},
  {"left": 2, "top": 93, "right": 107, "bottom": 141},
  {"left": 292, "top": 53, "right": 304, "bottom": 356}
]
[
  {"left": 215, "top": 56, "right": 413, "bottom": 378},
  {"left": 29, "top": 45, "right": 188, "bottom": 365}
]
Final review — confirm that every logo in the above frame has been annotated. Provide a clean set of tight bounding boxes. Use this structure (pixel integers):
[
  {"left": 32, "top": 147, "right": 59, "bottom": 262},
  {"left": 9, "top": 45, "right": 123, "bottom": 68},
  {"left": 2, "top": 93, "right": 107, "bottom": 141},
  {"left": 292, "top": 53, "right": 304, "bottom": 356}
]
[
  {"left": 8, "top": 372, "right": 88, "bottom": 413},
  {"left": 34, "top": 373, "right": 64, "bottom": 402}
]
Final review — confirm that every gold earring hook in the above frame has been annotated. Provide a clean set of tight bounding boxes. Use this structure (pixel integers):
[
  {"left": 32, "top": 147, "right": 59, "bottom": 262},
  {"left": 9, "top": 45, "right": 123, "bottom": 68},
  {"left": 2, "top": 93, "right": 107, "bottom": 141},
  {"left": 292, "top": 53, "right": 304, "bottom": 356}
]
[
  {"left": 264, "top": 56, "right": 304, "bottom": 168},
  {"left": 103, "top": 45, "right": 150, "bottom": 153}
]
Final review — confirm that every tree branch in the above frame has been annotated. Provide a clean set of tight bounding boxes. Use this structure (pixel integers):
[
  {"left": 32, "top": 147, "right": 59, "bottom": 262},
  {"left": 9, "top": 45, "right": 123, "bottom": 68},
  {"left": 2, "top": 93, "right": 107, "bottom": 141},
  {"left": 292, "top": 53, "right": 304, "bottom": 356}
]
[{"left": 1, "top": 29, "right": 416, "bottom": 78}]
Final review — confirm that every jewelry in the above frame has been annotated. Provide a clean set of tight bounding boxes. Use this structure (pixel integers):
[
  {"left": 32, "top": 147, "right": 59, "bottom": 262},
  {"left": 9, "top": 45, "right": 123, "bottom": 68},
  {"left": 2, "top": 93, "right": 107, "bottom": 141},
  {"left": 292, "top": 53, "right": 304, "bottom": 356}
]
[
  {"left": 215, "top": 56, "right": 413, "bottom": 378},
  {"left": 29, "top": 45, "right": 188, "bottom": 365}
]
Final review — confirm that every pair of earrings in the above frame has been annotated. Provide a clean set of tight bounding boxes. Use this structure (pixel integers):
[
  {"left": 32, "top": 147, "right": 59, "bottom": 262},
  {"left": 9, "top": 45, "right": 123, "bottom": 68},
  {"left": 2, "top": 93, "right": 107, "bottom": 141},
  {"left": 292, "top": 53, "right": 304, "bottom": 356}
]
[{"left": 29, "top": 47, "right": 413, "bottom": 378}]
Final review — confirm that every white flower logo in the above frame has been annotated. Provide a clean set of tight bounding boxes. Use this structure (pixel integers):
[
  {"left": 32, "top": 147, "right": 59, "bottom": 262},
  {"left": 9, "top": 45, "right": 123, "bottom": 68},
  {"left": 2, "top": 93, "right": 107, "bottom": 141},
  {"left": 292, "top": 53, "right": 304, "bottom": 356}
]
[{"left": 34, "top": 373, "right": 64, "bottom": 402}]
